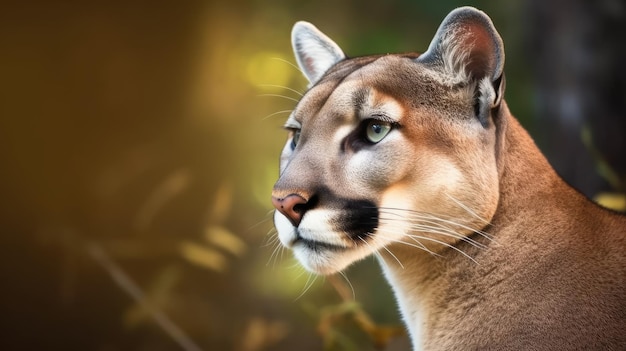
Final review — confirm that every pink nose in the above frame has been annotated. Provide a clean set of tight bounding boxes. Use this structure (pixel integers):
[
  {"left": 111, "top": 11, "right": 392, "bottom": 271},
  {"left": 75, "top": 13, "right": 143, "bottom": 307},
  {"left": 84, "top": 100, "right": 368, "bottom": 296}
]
[{"left": 272, "top": 194, "right": 309, "bottom": 226}]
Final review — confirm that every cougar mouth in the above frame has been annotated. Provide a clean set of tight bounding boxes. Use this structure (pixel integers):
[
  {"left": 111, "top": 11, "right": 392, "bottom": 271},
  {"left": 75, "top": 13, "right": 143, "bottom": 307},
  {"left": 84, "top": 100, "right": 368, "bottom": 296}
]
[
  {"left": 294, "top": 236, "right": 347, "bottom": 252},
  {"left": 290, "top": 201, "right": 379, "bottom": 253},
  {"left": 273, "top": 195, "right": 382, "bottom": 274}
]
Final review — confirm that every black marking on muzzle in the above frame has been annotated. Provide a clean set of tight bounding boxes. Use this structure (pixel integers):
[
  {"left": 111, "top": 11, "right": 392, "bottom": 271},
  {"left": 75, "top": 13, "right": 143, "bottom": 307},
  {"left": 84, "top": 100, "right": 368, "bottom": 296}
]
[{"left": 333, "top": 199, "right": 379, "bottom": 241}]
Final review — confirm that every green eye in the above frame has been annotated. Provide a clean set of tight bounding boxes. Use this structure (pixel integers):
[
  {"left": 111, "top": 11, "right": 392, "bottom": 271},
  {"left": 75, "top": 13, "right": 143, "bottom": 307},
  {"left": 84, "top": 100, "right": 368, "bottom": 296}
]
[
  {"left": 365, "top": 120, "right": 392, "bottom": 143},
  {"left": 290, "top": 129, "right": 301, "bottom": 150}
]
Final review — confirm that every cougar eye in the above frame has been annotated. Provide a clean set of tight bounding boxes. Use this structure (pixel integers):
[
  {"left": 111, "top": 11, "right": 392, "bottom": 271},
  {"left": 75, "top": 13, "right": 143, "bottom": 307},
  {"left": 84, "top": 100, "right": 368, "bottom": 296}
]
[
  {"left": 365, "top": 120, "right": 392, "bottom": 143},
  {"left": 290, "top": 129, "right": 301, "bottom": 150}
]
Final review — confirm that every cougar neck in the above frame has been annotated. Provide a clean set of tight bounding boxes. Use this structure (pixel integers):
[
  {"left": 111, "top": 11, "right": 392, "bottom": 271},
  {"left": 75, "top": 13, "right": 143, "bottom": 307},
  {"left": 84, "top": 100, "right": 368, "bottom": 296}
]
[{"left": 491, "top": 102, "right": 579, "bottom": 224}]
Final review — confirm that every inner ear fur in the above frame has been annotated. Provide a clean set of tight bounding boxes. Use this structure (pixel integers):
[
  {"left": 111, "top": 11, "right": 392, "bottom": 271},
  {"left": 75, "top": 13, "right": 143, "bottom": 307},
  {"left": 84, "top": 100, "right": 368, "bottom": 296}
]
[
  {"left": 291, "top": 21, "right": 346, "bottom": 85},
  {"left": 418, "top": 7, "right": 505, "bottom": 87}
]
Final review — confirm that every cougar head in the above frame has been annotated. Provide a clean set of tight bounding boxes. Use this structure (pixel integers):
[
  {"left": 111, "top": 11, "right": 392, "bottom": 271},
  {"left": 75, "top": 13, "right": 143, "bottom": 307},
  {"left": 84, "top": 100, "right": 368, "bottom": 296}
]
[{"left": 272, "top": 7, "right": 505, "bottom": 275}]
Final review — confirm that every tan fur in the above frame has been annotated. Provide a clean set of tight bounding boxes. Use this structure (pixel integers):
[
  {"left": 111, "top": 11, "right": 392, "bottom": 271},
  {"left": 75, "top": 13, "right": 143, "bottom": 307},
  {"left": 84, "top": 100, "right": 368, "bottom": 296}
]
[{"left": 272, "top": 7, "right": 626, "bottom": 350}]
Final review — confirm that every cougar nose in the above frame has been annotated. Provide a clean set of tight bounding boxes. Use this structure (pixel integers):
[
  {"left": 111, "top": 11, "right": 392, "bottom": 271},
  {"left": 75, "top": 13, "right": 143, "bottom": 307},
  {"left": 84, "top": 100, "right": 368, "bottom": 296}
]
[{"left": 272, "top": 194, "right": 309, "bottom": 227}]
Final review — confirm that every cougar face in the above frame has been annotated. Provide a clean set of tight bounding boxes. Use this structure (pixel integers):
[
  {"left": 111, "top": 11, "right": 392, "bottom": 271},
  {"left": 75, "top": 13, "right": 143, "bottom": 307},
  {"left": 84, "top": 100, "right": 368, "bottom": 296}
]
[
  {"left": 270, "top": 8, "right": 626, "bottom": 350},
  {"left": 272, "top": 47, "right": 501, "bottom": 275}
]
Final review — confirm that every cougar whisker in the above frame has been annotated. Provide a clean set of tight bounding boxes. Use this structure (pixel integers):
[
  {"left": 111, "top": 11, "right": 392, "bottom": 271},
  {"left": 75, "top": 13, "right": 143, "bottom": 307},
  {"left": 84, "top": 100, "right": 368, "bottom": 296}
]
[
  {"left": 338, "top": 270, "right": 356, "bottom": 301},
  {"left": 262, "top": 109, "right": 293, "bottom": 121},
  {"left": 266, "top": 236, "right": 284, "bottom": 268},
  {"left": 258, "top": 84, "right": 304, "bottom": 96},
  {"left": 404, "top": 234, "right": 479, "bottom": 264},
  {"left": 270, "top": 57, "right": 305, "bottom": 75},
  {"left": 374, "top": 224, "right": 479, "bottom": 264},
  {"left": 366, "top": 235, "right": 406, "bottom": 268},
  {"left": 445, "top": 192, "right": 492, "bottom": 225},
  {"left": 379, "top": 207, "right": 494, "bottom": 242},
  {"left": 378, "top": 215, "right": 488, "bottom": 249},
  {"left": 257, "top": 93, "right": 301, "bottom": 103},
  {"left": 408, "top": 223, "right": 488, "bottom": 249},
  {"left": 294, "top": 271, "right": 318, "bottom": 301},
  {"left": 373, "top": 232, "right": 441, "bottom": 259}
]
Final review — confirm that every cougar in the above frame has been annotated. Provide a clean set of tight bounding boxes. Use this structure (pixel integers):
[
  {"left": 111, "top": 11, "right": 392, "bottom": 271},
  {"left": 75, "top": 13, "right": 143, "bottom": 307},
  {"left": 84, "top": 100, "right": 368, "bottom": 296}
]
[{"left": 271, "top": 7, "right": 626, "bottom": 350}]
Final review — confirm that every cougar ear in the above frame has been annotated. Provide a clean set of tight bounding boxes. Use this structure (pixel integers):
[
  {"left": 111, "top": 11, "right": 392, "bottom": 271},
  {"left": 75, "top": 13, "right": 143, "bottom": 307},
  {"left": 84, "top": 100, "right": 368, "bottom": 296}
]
[
  {"left": 292, "top": 21, "right": 346, "bottom": 85},
  {"left": 417, "top": 7, "right": 505, "bottom": 123}
]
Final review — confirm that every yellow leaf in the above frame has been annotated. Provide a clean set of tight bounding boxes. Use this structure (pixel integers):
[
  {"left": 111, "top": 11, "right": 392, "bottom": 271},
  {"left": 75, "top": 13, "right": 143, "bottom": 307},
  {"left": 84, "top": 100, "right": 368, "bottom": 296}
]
[
  {"left": 594, "top": 192, "right": 626, "bottom": 212},
  {"left": 134, "top": 169, "right": 191, "bottom": 231},
  {"left": 205, "top": 226, "right": 247, "bottom": 257},
  {"left": 179, "top": 241, "right": 227, "bottom": 272},
  {"left": 209, "top": 181, "right": 233, "bottom": 224},
  {"left": 239, "top": 317, "right": 289, "bottom": 351}
]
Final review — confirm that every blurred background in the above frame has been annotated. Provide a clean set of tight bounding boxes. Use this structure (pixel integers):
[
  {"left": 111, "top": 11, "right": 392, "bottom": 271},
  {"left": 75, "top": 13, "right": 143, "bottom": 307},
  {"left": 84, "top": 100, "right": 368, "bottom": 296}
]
[{"left": 0, "top": 0, "right": 623, "bottom": 350}]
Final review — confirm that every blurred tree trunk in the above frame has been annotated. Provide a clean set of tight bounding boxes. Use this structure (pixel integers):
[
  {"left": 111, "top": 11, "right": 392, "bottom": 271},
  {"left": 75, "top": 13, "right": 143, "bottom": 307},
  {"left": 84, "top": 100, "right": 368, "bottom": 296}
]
[{"left": 525, "top": 0, "right": 626, "bottom": 198}]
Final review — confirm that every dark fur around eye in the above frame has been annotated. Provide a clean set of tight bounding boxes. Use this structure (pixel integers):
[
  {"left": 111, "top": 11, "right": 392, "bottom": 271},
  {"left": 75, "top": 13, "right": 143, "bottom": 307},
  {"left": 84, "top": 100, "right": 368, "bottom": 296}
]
[
  {"left": 341, "top": 118, "right": 399, "bottom": 152},
  {"left": 290, "top": 129, "right": 301, "bottom": 150}
]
